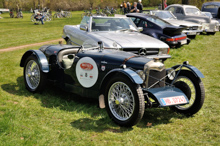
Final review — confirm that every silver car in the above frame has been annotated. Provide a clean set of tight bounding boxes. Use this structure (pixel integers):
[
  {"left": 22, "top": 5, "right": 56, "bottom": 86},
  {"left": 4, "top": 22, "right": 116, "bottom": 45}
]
[
  {"left": 145, "top": 10, "right": 203, "bottom": 38},
  {"left": 62, "top": 16, "right": 170, "bottom": 60},
  {"left": 165, "top": 4, "right": 219, "bottom": 35}
]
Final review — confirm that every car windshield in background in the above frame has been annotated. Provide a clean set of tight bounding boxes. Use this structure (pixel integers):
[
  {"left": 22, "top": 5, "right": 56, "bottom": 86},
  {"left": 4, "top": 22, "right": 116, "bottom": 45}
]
[
  {"left": 204, "top": 5, "right": 219, "bottom": 9},
  {"left": 153, "top": 11, "right": 176, "bottom": 19},
  {"left": 91, "top": 17, "right": 138, "bottom": 32},
  {"left": 202, "top": 12, "right": 213, "bottom": 18},
  {"left": 185, "top": 8, "right": 201, "bottom": 15},
  {"left": 146, "top": 16, "right": 170, "bottom": 27}
]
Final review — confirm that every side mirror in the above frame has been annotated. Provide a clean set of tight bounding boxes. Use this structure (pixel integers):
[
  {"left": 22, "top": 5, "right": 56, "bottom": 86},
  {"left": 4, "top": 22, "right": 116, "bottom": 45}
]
[
  {"left": 80, "top": 25, "right": 88, "bottom": 31},
  {"left": 137, "top": 27, "right": 143, "bottom": 32}
]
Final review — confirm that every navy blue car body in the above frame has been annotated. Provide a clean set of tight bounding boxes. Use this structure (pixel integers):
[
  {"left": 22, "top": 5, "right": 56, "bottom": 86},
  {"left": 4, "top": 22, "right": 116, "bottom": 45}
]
[
  {"left": 126, "top": 13, "right": 190, "bottom": 48},
  {"left": 20, "top": 44, "right": 205, "bottom": 126},
  {"left": 202, "top": 1, "right": 220, "bottom": 18}
]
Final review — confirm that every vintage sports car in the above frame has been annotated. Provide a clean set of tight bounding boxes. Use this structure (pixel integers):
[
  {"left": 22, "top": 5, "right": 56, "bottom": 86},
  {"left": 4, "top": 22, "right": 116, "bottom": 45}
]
[
  {"left": 165, "top": 4, "right": 219, "bottom": 35},
  {"left": 62, "top": 16, "right": 170, "bottom": 60},
  {"left": 126, "top": 13, "right": 190, "bottom": 48},
  {"left": 20, "top": 43, "right": 205, "bottom": 126},
  {"left": 144, "top": 10, "right": 203, "bottom": 38}
]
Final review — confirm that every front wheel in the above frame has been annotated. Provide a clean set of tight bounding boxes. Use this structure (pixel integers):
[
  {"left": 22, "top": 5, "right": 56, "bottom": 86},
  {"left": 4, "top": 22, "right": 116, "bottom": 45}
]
[
  {"left": 170, "top": 70, "right": 205, "bottom": 115},
  {"left": 104, "top": 75, "right": 145, "bottom": 127},
  {"left": 24, "top": 55, "right": 47, "bottom": 93}
]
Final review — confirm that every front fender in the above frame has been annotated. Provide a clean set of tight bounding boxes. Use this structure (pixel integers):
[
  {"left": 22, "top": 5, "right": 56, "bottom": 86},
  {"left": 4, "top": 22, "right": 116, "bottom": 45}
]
[
  {"left": 171, "top": 64, "right": 204, "bottom": 78},
  {"left": 100, "top": 68, "right": 143, "bottom": 90},
  {"left": 20, "top": 50, "right": 49, "bottom": 73}
]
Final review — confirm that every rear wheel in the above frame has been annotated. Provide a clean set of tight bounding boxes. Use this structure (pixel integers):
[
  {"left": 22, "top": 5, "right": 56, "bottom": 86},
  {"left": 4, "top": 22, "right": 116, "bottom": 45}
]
[
  {"left": 170, "top": 70, "right": 205, "bottom": 115},
  {"left": 104, "top": 75, "right": 145, "bottom": 127},
  {"left": 24, "top": 55, "right": 47, "bottom": 93},
  {"left": 188, "top": 35, "right": 196, "bottom": 39}
]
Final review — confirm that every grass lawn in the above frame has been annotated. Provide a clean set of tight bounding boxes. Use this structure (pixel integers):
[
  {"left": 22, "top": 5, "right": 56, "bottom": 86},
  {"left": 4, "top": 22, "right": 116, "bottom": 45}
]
[
  {"left": 0, "top": 11, "right": 220, "bottom": 145},
  {"left": 0, "top": 11, "right": 82, "bottom": 49}
]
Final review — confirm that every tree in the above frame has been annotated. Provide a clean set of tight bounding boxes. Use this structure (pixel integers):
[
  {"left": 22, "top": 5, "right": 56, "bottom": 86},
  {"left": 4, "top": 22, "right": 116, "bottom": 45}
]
[{"left": 182, "top": 0, "right": 189, "bottom": 4}]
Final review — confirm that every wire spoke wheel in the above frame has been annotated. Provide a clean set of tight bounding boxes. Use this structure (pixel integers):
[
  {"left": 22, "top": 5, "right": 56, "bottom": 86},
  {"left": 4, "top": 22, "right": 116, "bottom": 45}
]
[
  {"left": 105, "top": 75, "right": 145, "bottom": 127},
  {"left": 170, "top": 70, "right": 205, "bottom": 115},
  {"left": 24, "top": 56, "right": 47, "bottom": 93},
  {"left": 174, "top": 76, "right": 195, "bottom": 109},
  {"left": 108, "top": 82, "right": 135, "bottom": 121},
  {"left": 25, "top": 60, "right": 40, "bottom": 90}
]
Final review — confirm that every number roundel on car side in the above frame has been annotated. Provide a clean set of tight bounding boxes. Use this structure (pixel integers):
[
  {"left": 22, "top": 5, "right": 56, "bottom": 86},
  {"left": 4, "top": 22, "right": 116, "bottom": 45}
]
[{"left": 76, "top": 57, "right": 99, "bottom": 88}]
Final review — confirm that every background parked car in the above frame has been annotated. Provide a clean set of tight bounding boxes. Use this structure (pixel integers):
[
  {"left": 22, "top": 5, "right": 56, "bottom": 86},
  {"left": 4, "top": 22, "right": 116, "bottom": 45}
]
[
  {"left": 201, "top": 1, "right": 220, "bottom": 19},
  {"left": 63, "top": 16, "right": 171, "bottom": 60},
  {"left": 165, "top": 4, "right": 219, "bottom": 35},
  {"left": 126, "top": 13, "right": 190, "bottom": 48},
  {"left": 201, "top": 11, "right": 220, "bottom": 31},
  {"left": 143, "top": 10, "right": 203, "bottom": 38}
]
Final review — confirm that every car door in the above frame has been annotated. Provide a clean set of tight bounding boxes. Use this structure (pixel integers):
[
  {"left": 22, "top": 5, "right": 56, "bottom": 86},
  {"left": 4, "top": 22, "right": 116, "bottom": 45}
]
[
  {"left": 174, "top": 7, "right": 185, "bottom": 20},
  {"left": 138, "top": 19, "right": 159, "bottom": 39}
]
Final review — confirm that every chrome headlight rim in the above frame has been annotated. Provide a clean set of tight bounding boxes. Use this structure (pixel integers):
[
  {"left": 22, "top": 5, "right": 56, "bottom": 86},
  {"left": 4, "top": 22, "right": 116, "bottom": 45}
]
[
  {"left": 136, "top": 70, "right": 146, "bottom": 81},
  {"left": 158, "top": 48, "right": 169, "bottom": 55},
  {"left": 166, "top": 68, "right": 176, "bottom": 80}
]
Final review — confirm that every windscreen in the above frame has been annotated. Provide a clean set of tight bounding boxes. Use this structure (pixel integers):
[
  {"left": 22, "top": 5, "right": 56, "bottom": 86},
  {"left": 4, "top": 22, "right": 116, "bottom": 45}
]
[
  {"left": 185, "top": 7, "right": 201, "bottom": 15},
  {"left": 146, "top": 16, "right": 171, "bottom": 27},
  {"left": 91, "top": 17, "right": 138, "bottom": 31},
  {"left": 153, "top": 11, "right": 176, "bottom": 19}
]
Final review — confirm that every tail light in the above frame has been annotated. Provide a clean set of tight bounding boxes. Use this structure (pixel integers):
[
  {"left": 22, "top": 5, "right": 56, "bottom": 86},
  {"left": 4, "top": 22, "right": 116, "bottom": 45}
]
[{"left": 166, "top": 36, "right": 187, "bottom": 42}]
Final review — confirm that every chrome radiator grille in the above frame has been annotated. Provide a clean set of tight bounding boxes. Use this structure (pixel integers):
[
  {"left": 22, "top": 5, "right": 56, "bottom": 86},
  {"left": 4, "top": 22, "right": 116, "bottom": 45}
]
[{"left": 147, "top": 69, "right": 166, "bottom": 88}]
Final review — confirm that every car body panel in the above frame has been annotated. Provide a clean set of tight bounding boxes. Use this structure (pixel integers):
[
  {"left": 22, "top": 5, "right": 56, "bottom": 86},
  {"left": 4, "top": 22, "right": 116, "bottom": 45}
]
[{"left": 147, "top": 86, "right": 189, "bottom": 107}]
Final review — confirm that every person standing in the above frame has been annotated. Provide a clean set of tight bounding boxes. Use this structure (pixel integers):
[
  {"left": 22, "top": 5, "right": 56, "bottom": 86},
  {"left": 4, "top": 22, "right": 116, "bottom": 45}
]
[
  {"left": 137, "top": 0, "right": 143, "bottom": 13},
  {"left": 123, "top": 1, "right": 127, "bottom": 14},
  {"left": 164, "top": 0, "right": 168, "bottom": 9},
  {"left": 127, "top": 2, "right": 131, "bottom": 13},
  {"left": 130, "top": 2, "right": 139, "bottom": 13}
]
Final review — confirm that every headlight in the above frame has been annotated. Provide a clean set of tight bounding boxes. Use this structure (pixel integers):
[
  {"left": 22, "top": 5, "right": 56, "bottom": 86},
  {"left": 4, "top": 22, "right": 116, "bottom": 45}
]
[
  {"left": 159, "top": 48, "right": 170, "bottom": 55},
  {"left": 167, "top": 68, "right": 176, "bottom": 80},
  {"left": 136, "top": 70, "right": 146, "bottom": 81}
]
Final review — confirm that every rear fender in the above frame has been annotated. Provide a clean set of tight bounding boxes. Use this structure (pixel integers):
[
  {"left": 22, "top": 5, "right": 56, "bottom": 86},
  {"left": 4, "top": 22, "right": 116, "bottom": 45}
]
[
  {"left": 171, "top": 64, "right": 204, "bottom": 78},
  {"left": 20, "top": 50, "right": 49, "bottom": 73}
]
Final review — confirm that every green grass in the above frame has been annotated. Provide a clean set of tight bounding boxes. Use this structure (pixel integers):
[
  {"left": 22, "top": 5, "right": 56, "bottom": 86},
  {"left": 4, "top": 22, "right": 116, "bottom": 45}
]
[
  {"left": 0, "top": 13, "right": 220, "bottom": 145},
  {"left": 0, "top": 11, "right": 82, "bottom": 49}
]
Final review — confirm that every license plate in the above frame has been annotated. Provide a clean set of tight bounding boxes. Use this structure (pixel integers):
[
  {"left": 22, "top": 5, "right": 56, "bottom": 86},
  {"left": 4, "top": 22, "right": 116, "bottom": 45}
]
[
  {"left": 160, "top": 96, "right": 188, "bottom": 106},
  {"left": 181, "top": 39, "right": 187, "bottom": 45},
  {"left": 187, "top": 32, "right": 197, "bottom": 35}
]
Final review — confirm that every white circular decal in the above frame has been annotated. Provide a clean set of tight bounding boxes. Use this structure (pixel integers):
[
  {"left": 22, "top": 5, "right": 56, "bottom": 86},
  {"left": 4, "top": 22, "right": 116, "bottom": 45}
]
[{"left": 76, "top": 57, "right": 99, "bottom": 88}]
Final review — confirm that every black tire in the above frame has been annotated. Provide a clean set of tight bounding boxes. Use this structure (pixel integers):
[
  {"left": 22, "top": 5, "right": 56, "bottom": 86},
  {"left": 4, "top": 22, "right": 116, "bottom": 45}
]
[
  {"left": 170, "top": 70, "right": 205, "bottom": 116},
  {"left": 24, "top": 55, "right": 47, "bottom": 93},
  {"left": 188, "top": 35, "right": 196, "bottom": 39},
  {"left": 207, "top": 32, "right": 215, "bottom": 35},
  {"left": 104, "top": 75, "right": 145, "bottom": 127}
]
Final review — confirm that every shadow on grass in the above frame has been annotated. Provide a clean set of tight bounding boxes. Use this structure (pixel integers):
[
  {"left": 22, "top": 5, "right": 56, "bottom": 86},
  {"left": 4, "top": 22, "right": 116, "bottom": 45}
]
[{"left": 1, "top": 76, "right": 188, "bottom": 132}]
